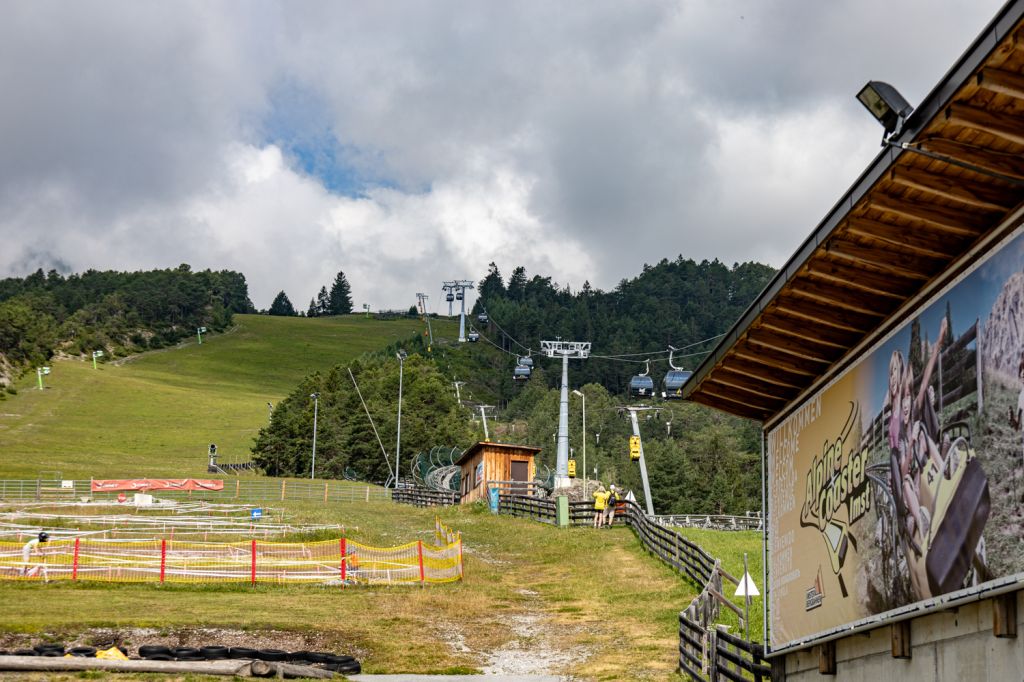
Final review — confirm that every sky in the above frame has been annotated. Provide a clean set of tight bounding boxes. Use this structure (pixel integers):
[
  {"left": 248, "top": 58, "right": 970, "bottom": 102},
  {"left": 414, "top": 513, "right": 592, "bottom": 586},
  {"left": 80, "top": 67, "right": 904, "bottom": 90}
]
[{"left": 0, "top": 0, "right": 1008, "bottom": 311}]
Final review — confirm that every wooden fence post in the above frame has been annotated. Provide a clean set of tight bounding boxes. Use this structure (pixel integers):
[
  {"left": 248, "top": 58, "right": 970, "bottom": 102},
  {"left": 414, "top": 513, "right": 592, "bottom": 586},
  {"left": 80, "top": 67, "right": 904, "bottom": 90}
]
[
  {"left": 324, "top": 482, "right": 329, "bottom": 503},
  {"left": 280, "top": 480, "right": 286, "bottom": 501},
  {"left": 235, "top": 480, "right": 240, "bottom": 499}
]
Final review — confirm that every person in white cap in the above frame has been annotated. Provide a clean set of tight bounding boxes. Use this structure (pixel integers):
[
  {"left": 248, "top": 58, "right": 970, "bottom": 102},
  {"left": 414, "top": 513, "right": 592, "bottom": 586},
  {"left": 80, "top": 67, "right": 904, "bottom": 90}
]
[{"left": 604, "top": 485, "right": 619, "bottom": 526}]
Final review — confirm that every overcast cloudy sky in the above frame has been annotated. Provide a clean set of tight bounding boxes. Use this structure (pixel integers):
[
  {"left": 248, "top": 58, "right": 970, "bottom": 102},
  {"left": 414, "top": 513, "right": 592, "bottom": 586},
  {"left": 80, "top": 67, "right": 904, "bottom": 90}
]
[{"left": 0, "top": 0, "right": 1007, "bottom": 310}]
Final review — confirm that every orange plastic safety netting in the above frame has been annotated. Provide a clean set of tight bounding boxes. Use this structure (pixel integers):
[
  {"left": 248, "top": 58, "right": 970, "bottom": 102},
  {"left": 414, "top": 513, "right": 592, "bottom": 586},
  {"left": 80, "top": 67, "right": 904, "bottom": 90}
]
[{"left": 0, "top": 533, "right": 463, "bottom": 586}]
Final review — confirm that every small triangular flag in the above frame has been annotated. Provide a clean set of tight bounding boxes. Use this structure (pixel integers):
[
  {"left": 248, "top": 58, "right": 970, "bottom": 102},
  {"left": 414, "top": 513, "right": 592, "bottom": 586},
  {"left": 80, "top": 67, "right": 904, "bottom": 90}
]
[{"left": 734, "top": 570, "right": 760, "bottom": 597}]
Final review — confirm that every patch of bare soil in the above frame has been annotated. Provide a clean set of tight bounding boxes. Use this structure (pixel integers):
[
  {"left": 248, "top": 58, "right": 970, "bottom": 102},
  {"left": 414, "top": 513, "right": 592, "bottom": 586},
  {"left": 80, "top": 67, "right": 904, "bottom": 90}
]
[{"left": 435, "top": 588, "right": 587, "bottom": 680}]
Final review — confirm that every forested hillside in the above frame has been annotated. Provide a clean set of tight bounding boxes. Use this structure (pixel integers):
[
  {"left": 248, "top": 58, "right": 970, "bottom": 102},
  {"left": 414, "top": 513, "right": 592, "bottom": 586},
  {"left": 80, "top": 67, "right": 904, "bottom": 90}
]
[
  {"left": 0, "top": 264, "right": 253, "bottom": 387},
  {"left": 253, "top": 256, "right": 775, "bottom": 514}
]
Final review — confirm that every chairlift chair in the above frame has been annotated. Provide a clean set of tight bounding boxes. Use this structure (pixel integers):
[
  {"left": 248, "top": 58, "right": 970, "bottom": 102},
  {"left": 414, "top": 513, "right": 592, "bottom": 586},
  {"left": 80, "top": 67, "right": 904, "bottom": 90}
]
[
  {"left": 446, "top": 292, "right": 455, "bottom": 303},
  {"left": 628, "top": 360, "right": 655, "bottom": 399},
  {"left": 456, "top": 291, "right": 464, "bottom": 301},
  {"left": 477, "top": 311, "right": 489, "bottom": 324},
  {"left": 662, "top": 347, "right": 692, "bottom": 400},
  {"left": 467, "top": 329, "right": 480, "bottom": 342},
  {"left": 518, "top": 356, "right": 534, "bottom": 368},
  {"left": 513, "top": 365, "right": 532, "bottom": 381}
]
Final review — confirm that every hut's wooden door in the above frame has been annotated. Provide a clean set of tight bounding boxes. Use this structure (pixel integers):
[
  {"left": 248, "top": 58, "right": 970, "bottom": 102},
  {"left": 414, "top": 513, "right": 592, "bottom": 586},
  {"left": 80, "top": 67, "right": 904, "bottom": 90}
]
[{"left": 511, "top": 460, "right": 529, "bottom": 494}]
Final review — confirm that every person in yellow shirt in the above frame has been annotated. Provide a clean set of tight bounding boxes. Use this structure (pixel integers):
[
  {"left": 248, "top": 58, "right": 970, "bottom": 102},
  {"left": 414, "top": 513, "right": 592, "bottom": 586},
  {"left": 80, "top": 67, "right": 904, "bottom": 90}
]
[{"left": 592, "top": 485, "right": 609, "bottom": 528}]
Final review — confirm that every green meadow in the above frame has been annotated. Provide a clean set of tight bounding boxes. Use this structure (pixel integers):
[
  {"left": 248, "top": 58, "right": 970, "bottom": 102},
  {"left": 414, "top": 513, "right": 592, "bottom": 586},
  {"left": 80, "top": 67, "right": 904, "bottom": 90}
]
[{"left": 0, "top": 314, "right": 447, "bottom": 479}]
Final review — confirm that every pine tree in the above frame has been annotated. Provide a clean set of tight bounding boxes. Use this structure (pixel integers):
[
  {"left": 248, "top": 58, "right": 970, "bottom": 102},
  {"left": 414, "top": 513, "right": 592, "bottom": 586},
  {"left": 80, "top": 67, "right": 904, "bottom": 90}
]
[
  {"left": 306, "top": 298, "right": 318, "bottom": 318},
  {"left": 317, "top": 286, "right": 330, "bottom": 316},
  {"left": 328, "top": 271, "right": 353, "bottom": 315},
  {"left": 268, "top": 291, "right": 296, "bottom": 316}
]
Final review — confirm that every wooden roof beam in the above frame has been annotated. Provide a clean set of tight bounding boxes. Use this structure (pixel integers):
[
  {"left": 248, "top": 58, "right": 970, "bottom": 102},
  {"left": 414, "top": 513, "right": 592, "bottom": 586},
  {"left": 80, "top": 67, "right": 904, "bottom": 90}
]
[
  {"left": 843, "top": 216, "right": 965, "bottom": 259},
  {"left": 826, "top": 237, "right": 939, "bottom": 281},
  {"left": 771, "top": 295, "right": 879, "bottom": 334},
  {"left": 760, "top": 318, "right": 859, "bottom": 350},
  {"left": 917, "top": 138, "right": 1024, "bottom": 181},
  {"left": 889, "top": 166, "right": 1015, "bottom": 211},
  {"left": 691, "top": 393, "right": 769, "bottom": 421},
  {"left": 712, "top": 357, "right": 807, "bottom": 390},
  {"left": 866, "top": 194, "right": 989, "bottom": 236},
  {"left": 946, "top": 102, "right": 1024, "bottom": 147},
  {"left": 745, "top": 328, "right": 843, "bottom": 363},
  {"left": 713, "top": 366, "right": 804, "bottom": 397},
  {"left": 699, "top": 383, "right": 787, "bottom": 412},
  {"left": 705, "top": 375, "right": 795, "bottom": 403},
  {"left": 977, "top": 67, "right": 1024, "bottom": 101},
  {"left": 741, "top": 335, "right": 835, "bottom": 368},
  {"left": 803, "top": 260, "right": 915, "bottom": 299},
  {"left": 787, "top": 277, "right": 900, "bottom": 317}
]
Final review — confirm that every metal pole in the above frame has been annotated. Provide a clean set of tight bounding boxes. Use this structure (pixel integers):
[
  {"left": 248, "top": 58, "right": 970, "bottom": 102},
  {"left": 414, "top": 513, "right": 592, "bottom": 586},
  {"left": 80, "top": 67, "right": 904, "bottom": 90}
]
[
  {"left": 628, "top": 410, "right": 655, "bottom": 515},
  {"left": 582, "top": 392, "right": 586, "bottom": 494},
  {"left": 395, "top": 352, "right": 405, "bottom": 488},
  {"left": 37, "top": 368, "right": 43, "bottom": 390},
  {"left": 458, "top": 287, "right": 467, "bottom": 342},
  {"left": 555, "top": 354, "right": 570, "bottom": 486},
  {"left": 310, "top": 394, "right": 319, "bottom": 479},
  {"left": 743, "top": 552, "right": 750, "bottom": 642},
  {"left": 479, "top": 405, "right": 490, "bottom": 440},
  {"left": 573, "top": 389, "right": 586, "bottom": 493}
]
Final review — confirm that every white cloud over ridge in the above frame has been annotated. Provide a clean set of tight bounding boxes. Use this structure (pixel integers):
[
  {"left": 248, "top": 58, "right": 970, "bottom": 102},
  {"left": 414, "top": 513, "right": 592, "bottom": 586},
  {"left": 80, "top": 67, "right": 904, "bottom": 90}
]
[{"left": 0, "top": 0, "right": 1007, "bottom": 309}]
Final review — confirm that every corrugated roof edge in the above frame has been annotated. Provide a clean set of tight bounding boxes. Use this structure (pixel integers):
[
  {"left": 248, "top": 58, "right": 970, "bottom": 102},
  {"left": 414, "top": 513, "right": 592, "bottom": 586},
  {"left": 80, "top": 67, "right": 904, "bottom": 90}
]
[{"left": 681, "top": 0, "right": 1024, "bottom": 414}]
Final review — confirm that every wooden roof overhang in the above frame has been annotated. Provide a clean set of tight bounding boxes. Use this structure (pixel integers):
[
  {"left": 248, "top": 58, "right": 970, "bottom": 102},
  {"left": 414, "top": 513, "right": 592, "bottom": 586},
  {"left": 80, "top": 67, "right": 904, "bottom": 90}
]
[
  {"left": 683, "top": 0, "right": 1024, "bottom": 425},
  {"left": 455, "top": 442, "right": 542, "bottom": 466}
]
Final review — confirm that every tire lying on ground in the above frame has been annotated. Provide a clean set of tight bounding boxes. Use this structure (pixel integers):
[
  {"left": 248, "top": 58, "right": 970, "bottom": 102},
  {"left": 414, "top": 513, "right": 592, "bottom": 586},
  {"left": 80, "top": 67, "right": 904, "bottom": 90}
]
[
  {"left": 256, "top": 649, "right": 288, "bottom": 662},
  {"left": 288, "top": 650, "right": 313, "bottom": 663},
  {"left": 33, "top": 644, "right": 64, "bottom": 656},
  {"left": 12, "top": 650, "right": 36, "bottom": 657},
  {"left": 145, "top": 654, "right": 175, "bottom": 661},
  {"left": 138, "top": 645, "right": 173, "bottom": 659},
  {"left": 302, "top": 651, "right": 332, "bottom": 663},
  {"left": 228, "top": 646, "right": 258, "bottom": 659},
  {"left": 173, "top": 647, "right": 204, "bottom": 661},
  {"left": 68, "top": 646, "right": 97, "bottom": 657},
  {"left": 324, "top": 660, "right": 361, "bottom": 674},
  {"left": 200, "top": 645, "right": 229, "bottom": 660}
]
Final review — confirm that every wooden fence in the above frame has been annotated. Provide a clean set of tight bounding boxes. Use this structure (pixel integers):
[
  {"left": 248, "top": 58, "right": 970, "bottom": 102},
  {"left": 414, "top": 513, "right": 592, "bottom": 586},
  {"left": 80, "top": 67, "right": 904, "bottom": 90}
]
[
  {"left": 390, "top": 486, "right": 460, "bottom": 508},
  {"left": 495, "top": 493, "right": 771, "bottom": 680}
]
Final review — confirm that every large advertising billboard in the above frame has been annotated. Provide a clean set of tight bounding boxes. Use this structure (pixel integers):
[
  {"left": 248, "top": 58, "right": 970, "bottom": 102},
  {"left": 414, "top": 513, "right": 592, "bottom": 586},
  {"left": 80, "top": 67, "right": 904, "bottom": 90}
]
[{"left": 768, "top": 226, "right": 1024, "bottom": 650}]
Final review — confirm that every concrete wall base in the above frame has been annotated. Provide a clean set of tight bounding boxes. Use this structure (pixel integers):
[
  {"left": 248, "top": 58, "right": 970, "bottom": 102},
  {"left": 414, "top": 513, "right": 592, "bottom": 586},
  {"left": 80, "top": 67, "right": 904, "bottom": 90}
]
[{"left": 781, "top": 591, "right": 1023, "bottom": 681}]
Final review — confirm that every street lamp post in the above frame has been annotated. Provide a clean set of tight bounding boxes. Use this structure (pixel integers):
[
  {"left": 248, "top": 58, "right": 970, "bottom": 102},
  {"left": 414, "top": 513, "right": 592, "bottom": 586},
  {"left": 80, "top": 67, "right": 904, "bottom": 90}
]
[
  {"left": 572, "top": 389, "right": 587, "bottom": 493},
  {"left": 310, "top": 392, "right": 320, "bottom": 479},
  {"left": 395, "top": 350, "right": 407, "bottom": 488}
]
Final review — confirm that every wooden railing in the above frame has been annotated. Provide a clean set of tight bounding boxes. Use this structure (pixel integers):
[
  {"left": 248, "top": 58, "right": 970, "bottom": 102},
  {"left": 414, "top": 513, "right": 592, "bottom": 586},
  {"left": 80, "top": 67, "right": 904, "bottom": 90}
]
[
  {"left": 498, "top": 495, "right": 557, "bottom": 523},
  {"left": 391, "top": 486, "right": 460, "bottom": 508}
]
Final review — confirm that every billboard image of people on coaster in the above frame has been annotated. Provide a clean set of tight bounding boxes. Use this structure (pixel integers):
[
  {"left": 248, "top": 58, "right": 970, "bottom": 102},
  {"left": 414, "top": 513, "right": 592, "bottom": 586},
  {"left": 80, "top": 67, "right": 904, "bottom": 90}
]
[{"left": 767, "top": 226, "right": 1024, "bottom": 650}]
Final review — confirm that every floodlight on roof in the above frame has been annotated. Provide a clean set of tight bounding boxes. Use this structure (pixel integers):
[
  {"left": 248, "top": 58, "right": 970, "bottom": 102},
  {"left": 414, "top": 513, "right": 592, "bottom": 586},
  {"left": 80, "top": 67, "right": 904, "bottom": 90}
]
[{"left": 856, "top": 80, "right": 913, "bottom": 138}]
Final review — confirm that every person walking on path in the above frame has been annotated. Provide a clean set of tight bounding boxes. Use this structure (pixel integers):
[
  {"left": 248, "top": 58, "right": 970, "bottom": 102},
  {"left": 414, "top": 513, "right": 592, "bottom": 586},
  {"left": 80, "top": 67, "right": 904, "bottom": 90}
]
[{"left": 592, "top": 485, "right": 609, "bottom": 528}]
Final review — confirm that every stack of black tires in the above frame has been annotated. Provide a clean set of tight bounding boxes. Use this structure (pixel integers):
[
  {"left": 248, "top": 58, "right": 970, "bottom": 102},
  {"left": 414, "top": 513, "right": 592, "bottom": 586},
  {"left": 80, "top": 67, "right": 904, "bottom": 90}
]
[{"left": 137, "top": 644, "right": 361, "bottom": 674}]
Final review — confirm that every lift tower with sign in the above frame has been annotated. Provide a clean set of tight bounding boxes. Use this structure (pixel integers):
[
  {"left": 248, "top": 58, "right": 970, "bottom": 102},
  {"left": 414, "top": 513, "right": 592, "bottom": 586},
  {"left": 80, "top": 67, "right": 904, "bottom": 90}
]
[
  {"left": 541, "top": 340, "right": 591, "bottom": 488},
  {"left": 442, "top": 280, "right": 475, "bottom": 342},
  {"left": 415, "top": 292, "right": 434, "bottom": 349}
]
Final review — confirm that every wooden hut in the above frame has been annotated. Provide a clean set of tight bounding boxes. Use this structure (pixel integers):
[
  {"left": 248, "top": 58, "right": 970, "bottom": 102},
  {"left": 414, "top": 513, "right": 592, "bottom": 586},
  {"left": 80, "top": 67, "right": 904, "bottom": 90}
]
[{"left": 456, "top": 442, "right": 540, "bottom": 503}]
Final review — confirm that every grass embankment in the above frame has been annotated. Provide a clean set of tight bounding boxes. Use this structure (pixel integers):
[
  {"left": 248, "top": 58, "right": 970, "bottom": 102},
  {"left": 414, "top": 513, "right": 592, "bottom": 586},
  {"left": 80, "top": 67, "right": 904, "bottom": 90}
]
[
  {"left": 0, "top": 500, "right": 723, "bottom": 680},
  {"left": 0, "top": 314, "right": 448, "bottom": 479}
]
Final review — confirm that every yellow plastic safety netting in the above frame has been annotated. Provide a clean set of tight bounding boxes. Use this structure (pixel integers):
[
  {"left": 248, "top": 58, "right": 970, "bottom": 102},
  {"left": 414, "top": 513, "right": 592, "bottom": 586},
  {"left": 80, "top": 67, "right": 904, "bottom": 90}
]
[{"left": 0, "top": 532, "right": 463, "bottom": 586}]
